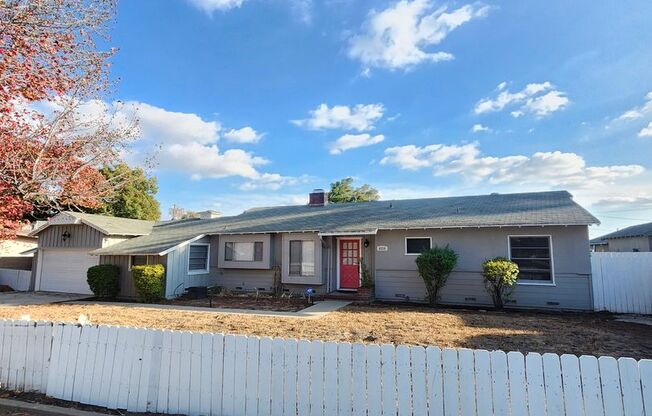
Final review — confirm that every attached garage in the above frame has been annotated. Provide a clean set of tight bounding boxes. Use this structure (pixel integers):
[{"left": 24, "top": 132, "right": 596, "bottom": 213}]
[{"left": 37, "top": 249, "right": 98, "bottom": 294}]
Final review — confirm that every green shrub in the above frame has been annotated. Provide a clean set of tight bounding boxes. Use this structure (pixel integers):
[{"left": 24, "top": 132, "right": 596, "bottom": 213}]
[
  {"left": 416, "top": 246, "right": 458, "bottom": 306},
  {"left": 131, "top": 264, "right": 165, "bottom": 303},
  {"left": 482, "top": 257, "right": 519, "bottom": 309},
  {"left": 86, "top": 264, "right": 120, "bottom": 298}
]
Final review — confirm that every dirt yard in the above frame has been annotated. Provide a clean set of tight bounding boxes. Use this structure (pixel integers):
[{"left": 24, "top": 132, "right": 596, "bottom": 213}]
[
  {"left": 164, "top": 295, "right": 309, "bottom": 312},
  {"left": 0, "top": 303, "right": 649, "bottom": 359}
]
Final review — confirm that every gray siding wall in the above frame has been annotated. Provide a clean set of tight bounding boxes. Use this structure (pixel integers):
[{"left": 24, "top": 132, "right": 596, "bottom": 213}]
[
  {"left": 374, "top": 226, "right": 592, "bottom": 310},
  {"left": 37, "top": 224, "right": 104, "bottom": 249},
  {"left": 165, "top": 236, "right": 216, "bottom": 298},
  {"left": 607, "top": 237, "right": 651, "bottom": 252},
  {"left": 100, "top": 254, "right": 165, "bottom": 299}
]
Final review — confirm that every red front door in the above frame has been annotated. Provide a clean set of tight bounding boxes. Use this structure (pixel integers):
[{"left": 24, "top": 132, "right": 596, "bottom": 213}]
[{"left": 339, "top": 239, "right": 360, "bottom": 290}]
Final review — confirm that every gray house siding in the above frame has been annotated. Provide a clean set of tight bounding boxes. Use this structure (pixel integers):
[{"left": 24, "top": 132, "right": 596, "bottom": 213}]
[
  {"left": 374, "top": 226, "right": 592, "bottom": 310},
  {"left": 607, "top": 236, "right": 651, "bottom": 252},
  {"left": 100, "top": 254, "right": 165, "bottom": 299},
  {"left": 37, "top": 224, "right": 104, "bottom": 249},
  {"left": 165, "top": 235, "right": 215, "bottom": 298}
]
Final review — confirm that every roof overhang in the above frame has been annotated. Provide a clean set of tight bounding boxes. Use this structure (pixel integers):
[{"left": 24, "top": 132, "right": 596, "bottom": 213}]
[{"left": 318, "top": 230, "right": 378, "bottom": 236}]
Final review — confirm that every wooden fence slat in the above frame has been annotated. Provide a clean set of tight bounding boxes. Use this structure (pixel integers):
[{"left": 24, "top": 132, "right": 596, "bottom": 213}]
[
  {"left": 489, "top": 351, "right": 509, "bottom": 416},
  {"left": 640, "top": 360, "right": 652, "bottom": 415},
  {"left": 88, "top": 325, "right": 107, "bottom": 405},
  {"left": 257, "top": 337, "right": 273, "bottom": 416},
  {"left": 127, "top": 327, "right": 147, "bottom": 412},
  {"left": 580, "top": 355, "right": 605, "bottom": 416},
  {"left": 80, "top": 326, "right": 100, "bottom": 404},
  {"left": 474, "top": 349, "right": 493, "bottom": 416},
  {"left": 618, "top": 358, "right": 644, "bottom": 416},
  {"left": 0, "top": 321, "right": 10, "bottom": 389},
  {"left": 507, "top": 351, "right": 527, "bottom": 416},
  {"left": 210, "top": 333, "right": 225, "bottom": 416},
  {"left": 24, "top": 321, "right": 36, "bottom": 391},
  {"left": 188, "top": 332, "right": 202, "bottom": 416},
  {"left": 426, "top": 346, "right": 443, "bottom": 416},
  {"left": 283, "top": 339, "right": 298, "bottom": 416},
  {"left": 525, "top": 353, "right": 546, "bottom": 416},
  {"left": 177, "top": 331, "right": 193, "bottom": 415},
  {"left": 245, "top": 336, "right": 260, "bottom": 416},
  {"left": 167, "top": 330, "right": 182, "bottom": 415},
  {"left": 234, "top": 335, "right": 250, "bottom": 416},
  {"left": 351, "top": 343, "right": 367, "bottom": 416},
  {"left": 458, "top": 348, "right": 476, "bottom": 416},
  {"left": 381, "top": 344, "right": 396, "bottom": 416},
  {"left": 591, "top": 252, "right": 652, "bottom": 314},
  {"left": 411, "top": 347, "right": 427, "bottom": 416},
  {"left": 271, "top": 337, "right": 286, "bottom": 416},
  {"left": 310, "top": 340, "right": 325, "bottom": 416},
  {"left": 11, "top": 321, "right": 28, "bottom": 391},
  {"left": 221, "top": 334, "right": 237, "bottom": 415},
  {"left": 146, "top": 330, "right": 164, "bottom": 413},
  {"left": 366, "top": 344, "right": 382, "bottom": 416},
  {"left": 71, "top": 324, "right": 89, "bottom": 402},
  {"left": 543, "top": 353, "right": 565, "bottom": 416},
  {"left": 199, "top": 333, "right": 214, "bottom": 416},
  {"left": 297, "top": 339, "right": 312, "bottom": 416},
  {"left": 156, "top": 330, "right": 173, "bottom": 414},
  {"left": 396, "top": 345, "right": 412, "bottom": 416},
  {"left": 599, "top": 356, "right": 624, "bottom": 416},
  {"left": 337, "top": 342, "right": 352, "bottom": 416},
  {"left": 560, "top": 354, "right": 585, "bottom": 416},
  {"left": 62, "top": 324, "right": 82, "bottom": 401},
  {"left": 442, "top": 348, "right": 459, "bottom": 416},
  {"left": 135, "top": 329, "right": 156, "bottom": 413},
  {"left": 324, "top": 341, "right": 338, "bottom": 416},
  {"left": 101, "top": 326, "right": 120, "bottom": 409}
]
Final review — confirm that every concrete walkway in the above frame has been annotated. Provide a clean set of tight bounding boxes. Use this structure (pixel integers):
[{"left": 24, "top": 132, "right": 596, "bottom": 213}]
[
  {"left": 0, "top": 292, "right": 90, "bottom": 306},
  {"left": 0, "top": 398, "right": 106, "bottom": 416},
  {"left": 70, "top": 299, "right": 351, "bottom": 319}
]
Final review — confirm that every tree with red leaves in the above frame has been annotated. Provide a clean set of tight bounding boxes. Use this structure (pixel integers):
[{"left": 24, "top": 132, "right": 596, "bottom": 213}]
[{"left": 0, "top": 0, "right": 140, "bottom": 239}]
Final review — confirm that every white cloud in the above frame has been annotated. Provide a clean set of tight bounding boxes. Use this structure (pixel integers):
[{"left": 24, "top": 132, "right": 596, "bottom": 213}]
[
  {"left": 471, "top": 123, "right": 490, "bottom": 133},
  {"left": 329, "top": 133, "right": 385, "bottom": 154},
  {"left": 186, "top": 0, "right": 245, "bottom": 13},
  {"left": 348, "top": 0, "right": 489, "bottom": 71},
  {"left": 239, "top": 174, "right": 313, "bottom": 191},
  {"left": 292, "top": 103, "right": 385, "bottom": 131},
  {"left": 639, "top": 121, "right": 652, "bottom": 137},
  {"left": 223, "top": 126, "right": 263, "bottom": 143},
  {"left": 474, "top": 82, "right": 569, "bottom": 118},
  {"left": 617, "top": 91, "right": 652, "bottom": 121},
  {"left": 380, "top": 142, "right": 644, "bottom": 189}
]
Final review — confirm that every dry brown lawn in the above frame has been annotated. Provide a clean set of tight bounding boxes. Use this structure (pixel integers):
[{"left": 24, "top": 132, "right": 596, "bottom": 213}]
[{"left": 0, "top": 303, "right": 649, "bottom": 359}]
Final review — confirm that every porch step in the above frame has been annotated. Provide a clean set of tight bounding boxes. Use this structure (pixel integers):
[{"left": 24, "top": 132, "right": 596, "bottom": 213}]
[{"left": 323, "top": 290, "right": 373, "bottom": 302}]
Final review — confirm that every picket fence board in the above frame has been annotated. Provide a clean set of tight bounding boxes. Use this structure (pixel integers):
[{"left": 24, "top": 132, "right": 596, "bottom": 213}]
[
  {"left": 0, "top": 320, "right": 651, "bottom": 416},
  {"left": 591, "top": 252, "right": 652, "bottom": 314}
]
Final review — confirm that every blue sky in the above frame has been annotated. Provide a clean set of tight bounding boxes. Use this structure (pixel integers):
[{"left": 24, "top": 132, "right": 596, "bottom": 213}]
[{"left": 105, "top": 0, "right": 652, "bottom": 237}]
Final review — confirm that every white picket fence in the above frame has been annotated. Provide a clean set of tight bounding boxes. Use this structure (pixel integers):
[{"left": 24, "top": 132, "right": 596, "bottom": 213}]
[
  {"left": 0, "top": 319, "right": 651, "bottom": 416},
  {"left": 591, "top": 252, "right": 652, "bottom": 314},
  {"left": 0, "top": 268, "right": 31, "bottom": 291}
]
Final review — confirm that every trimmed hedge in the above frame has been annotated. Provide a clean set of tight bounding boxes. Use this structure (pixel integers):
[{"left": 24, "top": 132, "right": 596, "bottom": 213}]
[
  {"left": 416, "top": 246, "right": 458, "bottom": 306},
  {"left": 131, "top": 264, "right": 165, "bottom": 303},
  {"left": 482, "top": 257, "right": 519, "bottom": 309},
  {"left": 87, "top": 264, "right": 120, "bottom": 298}
]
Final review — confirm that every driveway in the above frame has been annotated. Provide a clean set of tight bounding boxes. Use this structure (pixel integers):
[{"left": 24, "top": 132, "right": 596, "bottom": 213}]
[{"left": 0, "top": 292, "right": 90, "bottom": 306}]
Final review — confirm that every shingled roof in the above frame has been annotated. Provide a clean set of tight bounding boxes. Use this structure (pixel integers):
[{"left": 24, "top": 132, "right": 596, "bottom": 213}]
[
  {"left": 592, "top": 221, "right": 652, "bottom": 241},
  {"left": 31, "top": 211, "right": 156, "bottom": 237},
  {"left": 92, "top": 190, "right": 597, "bottom": 256}
]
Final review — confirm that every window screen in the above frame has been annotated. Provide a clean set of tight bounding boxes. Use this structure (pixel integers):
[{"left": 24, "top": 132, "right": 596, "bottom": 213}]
[
  {"left": 188, "top": 244, "right": 209, "bottom": 272},
  {"left": 289, "top": 240, "right": 315, "bottom": 276},
  {"left": 509, "top": 236, "right": 553, "bottom": 282},
  {"left": 224, "top": 241, "right": 264, "bottom": 262},
  {"left": 406, "top": 237, "right": 431, "bottom": 255},
  {"left": 131, "top": 255, "right": 148, "bottom": 267}
]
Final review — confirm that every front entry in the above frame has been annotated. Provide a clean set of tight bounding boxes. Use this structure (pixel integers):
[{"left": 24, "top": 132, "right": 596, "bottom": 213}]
[{"left": 339, "top": 239, "right": 360, "bottom": 290}]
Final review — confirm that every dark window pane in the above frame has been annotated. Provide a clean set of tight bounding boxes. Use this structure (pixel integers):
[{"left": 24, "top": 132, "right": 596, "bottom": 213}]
[
  {"left": 406, "top": 238, "right": 430, "bottom": 254},
  {"left": 289, "top": 240, "right": 302, "bottom": 276},
  {"left": 510, "top": 237, "right": 550, "bottom": 248},
  {"left": 189, "top": 245, "right": 208, "bottom": 271},
  {"left": 254, "top": 242, "right": 263, "bottom": 261},
  {"left": 519, "top": 270, "right": 552, "bottom": 281},
  {"left": 512, "top": 259, "right": 551, "bottom": 270},
  {"left": 225, "top": 242, "right": 233, "bottom": 261},
  {"left": 131, "top": 255, "right": 148, "bottom": 266},
  {"left": 510, "top": 248, "right": 550, "bottom": 259}
]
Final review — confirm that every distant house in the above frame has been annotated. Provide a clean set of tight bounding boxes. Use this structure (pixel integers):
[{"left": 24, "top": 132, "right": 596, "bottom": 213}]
[
  {"left": 0, "top": 222, "right": 44, "bottom": 270},
  {"left": 30, "top": 190, "right": 599, "bottom": 310},
  {"left": 590, "top": 221, "right": 652, "bottom": 252}
]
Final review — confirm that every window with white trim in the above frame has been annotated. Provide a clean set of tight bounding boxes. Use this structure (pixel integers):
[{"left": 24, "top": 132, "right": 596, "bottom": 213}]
[
  {"left": 224, "top": 241, "right": 263, "bottom": 262},
  {"left": 509, "top": 236, "right": 553, "bottom": 283},
  {"left": 405, "top": 237, "right": 431, "bottom": 255},
  {"left": 289, "top": 240, "right": 315, "bottom": 276},
  {"left": 129, "top": 255, "right": 148, "bottom": 270},
  {"left": 188, "top": 244, "right": 209, "bottom": 273}
]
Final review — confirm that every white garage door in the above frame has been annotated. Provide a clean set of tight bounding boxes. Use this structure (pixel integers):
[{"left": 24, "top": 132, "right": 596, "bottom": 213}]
[{"left": 39, "top": 249, "right": 98, "bottom": 294}]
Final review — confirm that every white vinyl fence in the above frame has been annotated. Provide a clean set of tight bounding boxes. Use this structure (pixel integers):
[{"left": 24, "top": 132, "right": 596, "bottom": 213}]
[
  {"left": 591, "top": 252, "right": 652, "bottom": 314},
  {"left": 0, "top": 268, "right": 31, "bottom": 291},
  {"left": 0, "top": 319, "right": 651, "bottom": 416}
]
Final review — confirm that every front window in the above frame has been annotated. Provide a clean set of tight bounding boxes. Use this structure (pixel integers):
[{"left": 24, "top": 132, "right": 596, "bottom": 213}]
[
  {"left": 289, "top": 240, "right": 315, "bottom": 276},
  {"left": 188, "top": 244, "right": 209, "bottom": 273},
  {"left": 129, "top": 255, "right": 148, "bottom": 270},
  {"left": 405, "top": 237, "right": 431, "bottom": 255},
  {"left": 224, "top": 242, "right": 263, "bottom": 262},
  {"left": 509, "top": 236, "right": 553, "bottom": 283}
]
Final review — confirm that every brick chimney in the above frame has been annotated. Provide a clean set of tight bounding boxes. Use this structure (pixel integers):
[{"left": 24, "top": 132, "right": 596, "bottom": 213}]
[{"left": 308, "top": 189, "right": 328, "bottom": 207}]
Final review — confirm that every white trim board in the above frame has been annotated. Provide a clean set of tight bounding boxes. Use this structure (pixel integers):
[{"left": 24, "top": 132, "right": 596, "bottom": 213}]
[{"left": 507, "top": 234, "right": 556, "bottom": 287}]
